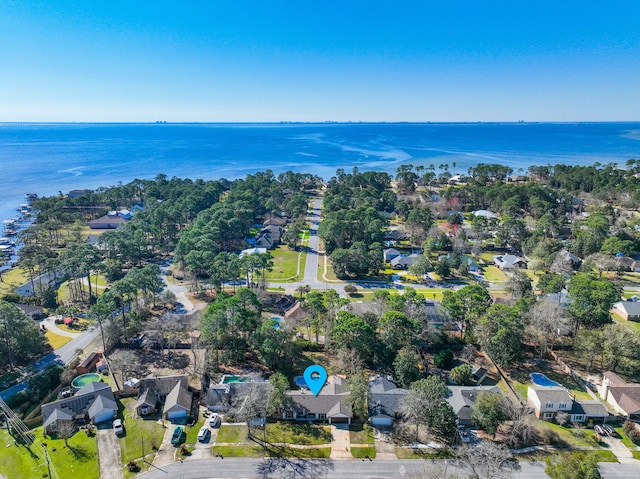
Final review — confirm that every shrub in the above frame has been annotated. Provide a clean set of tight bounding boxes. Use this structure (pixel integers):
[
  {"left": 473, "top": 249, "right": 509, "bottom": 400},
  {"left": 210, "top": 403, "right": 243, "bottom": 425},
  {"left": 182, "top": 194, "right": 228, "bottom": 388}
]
[
  {"left": 624, "top": 420, "right": 640, "bottom": 444},
  {"left": 127, "top": 461, "right": 140, "bottom": 472},
  {"left": 434, "top": 349, "right": 454, "bottom": 369},
  {"left": 344, "top": 284, "right": 358, "bottom": 296}
]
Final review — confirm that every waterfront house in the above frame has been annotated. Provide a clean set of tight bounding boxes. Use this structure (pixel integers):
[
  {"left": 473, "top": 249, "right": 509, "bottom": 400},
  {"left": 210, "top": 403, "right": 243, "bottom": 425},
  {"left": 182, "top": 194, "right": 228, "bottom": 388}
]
[{"left": 88, "top": 211, "right": 129, "bottom": 230}]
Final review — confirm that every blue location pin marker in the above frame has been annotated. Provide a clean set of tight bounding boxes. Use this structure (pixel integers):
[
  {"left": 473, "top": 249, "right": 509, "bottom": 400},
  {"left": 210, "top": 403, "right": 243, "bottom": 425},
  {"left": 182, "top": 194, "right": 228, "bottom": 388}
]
[{"left": 303, "top": 365, "right": 327, "bottom": 396}]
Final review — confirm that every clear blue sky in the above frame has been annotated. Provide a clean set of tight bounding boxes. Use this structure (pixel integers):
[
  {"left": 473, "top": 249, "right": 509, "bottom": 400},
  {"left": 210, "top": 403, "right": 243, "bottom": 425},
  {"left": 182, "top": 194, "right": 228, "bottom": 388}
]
[{"left": 1, "top": 1, "right": 639, "bottom": 122}]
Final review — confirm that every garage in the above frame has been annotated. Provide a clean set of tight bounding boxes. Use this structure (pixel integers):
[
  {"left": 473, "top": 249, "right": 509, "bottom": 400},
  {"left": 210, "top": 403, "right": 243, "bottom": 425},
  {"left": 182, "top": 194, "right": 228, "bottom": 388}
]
[
  {"left": 88, "top": 395, "right": 118, "bottom": 425},
  {"left": 370, "top": 415, "right": 393, "bottom": 427}
]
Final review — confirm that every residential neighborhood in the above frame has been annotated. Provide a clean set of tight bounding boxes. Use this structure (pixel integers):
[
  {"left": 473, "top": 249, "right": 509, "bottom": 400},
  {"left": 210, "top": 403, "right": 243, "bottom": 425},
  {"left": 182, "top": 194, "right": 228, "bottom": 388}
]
[{"left": 3, "top": 164, "right": 640, "bottom": 479}]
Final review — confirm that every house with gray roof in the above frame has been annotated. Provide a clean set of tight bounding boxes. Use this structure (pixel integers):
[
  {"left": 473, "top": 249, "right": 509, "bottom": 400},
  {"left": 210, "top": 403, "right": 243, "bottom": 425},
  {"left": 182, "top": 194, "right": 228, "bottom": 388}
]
[
  {"left": 383, "top": 248, "right": 401, "bottom": 263},
  {"left": 206, "top": 381, "right": 271, "bottom": 416},
  {"left": 612, "top": 301, "right": 640, "bottom": 322},
  {"left": 135, "top": 374, "right": 189, "bottom": 418},
  {"left": 285, "top": 376, "right": 352, "bottom": 424},
  {"left": 391, "top": 254, "right": 420, "bottom": 270},
  {"left": 446, "top": 386, "right": 501, "bottom": 426},
  {"left": 529, "top": 385, "right": 609, "bottom": 423},
  {"left": 163, "top": 381, "right": 193, "bottom": 420},
  {"left": 368, "top": 376, "right": 407, "bottom": 427},
  {"left": 492, "top": 254, "right": 527, "bottom": 270},
  {"left": 41, "top": 382, "right": 116, "bottom": 434}
]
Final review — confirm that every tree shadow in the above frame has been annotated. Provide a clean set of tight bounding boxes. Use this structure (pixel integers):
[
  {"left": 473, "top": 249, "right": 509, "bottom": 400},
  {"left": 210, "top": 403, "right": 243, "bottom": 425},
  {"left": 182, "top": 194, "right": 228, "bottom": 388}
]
[
  {"left": 67, "top": 443, "right": 92, "bottom": 461},
  {"left": 255, "top": 455, "right": 334, "bottom": 479}
]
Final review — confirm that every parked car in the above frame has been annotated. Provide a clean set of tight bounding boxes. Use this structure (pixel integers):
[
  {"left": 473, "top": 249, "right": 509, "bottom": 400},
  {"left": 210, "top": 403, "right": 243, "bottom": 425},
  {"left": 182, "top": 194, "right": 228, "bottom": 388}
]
[
  {"left": 171, "top": 426, "right": 184, "bottom": 445},
  {"left": 602, "top": 424, "right": 616, "bottom": 437},
  {"left": 209, "top": 413, "right": 220, "bottom": 427},
  {"left": 594, "top": 425, "right": 606, "bottom": 436},
  {"left": 197, "top": 426, "right": 210, "bottom": 442},
  {"left": 112, "top": 419, "right": 124, "bottom": 436},
  {"left": 458, "top": 425, "right": 471, "bottom": 443}
]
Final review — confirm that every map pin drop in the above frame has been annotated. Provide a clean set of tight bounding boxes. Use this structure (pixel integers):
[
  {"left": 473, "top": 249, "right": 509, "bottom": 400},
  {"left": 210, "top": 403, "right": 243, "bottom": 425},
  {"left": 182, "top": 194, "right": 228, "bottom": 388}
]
[{"left": 303, "top": 365, "right": 327, "bottom": 396}]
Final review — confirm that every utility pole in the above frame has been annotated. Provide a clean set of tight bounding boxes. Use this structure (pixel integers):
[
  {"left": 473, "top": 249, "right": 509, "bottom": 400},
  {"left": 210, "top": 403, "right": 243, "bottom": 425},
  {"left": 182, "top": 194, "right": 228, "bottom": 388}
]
[{"left": 42, "top": 442, "right": 52, "bottom": 479}]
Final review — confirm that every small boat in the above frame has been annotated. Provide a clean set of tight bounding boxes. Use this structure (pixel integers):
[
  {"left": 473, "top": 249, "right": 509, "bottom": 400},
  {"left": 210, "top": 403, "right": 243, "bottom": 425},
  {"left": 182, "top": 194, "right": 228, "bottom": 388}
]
[{"left": 25, "top": 193, "right": 38, "bottom": 201}]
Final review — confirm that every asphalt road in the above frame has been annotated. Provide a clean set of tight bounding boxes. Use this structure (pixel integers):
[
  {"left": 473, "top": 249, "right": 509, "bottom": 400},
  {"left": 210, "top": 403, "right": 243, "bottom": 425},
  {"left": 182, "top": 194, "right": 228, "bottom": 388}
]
[{"left": 136, "top": 458, "right": 553, "bottom": 479}]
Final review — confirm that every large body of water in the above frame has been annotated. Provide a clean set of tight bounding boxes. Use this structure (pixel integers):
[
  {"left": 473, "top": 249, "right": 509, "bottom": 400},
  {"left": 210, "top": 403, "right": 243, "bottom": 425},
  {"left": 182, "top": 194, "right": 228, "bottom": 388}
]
[{"left": 1, "top": 122, "right": 639, "bottom": 221}]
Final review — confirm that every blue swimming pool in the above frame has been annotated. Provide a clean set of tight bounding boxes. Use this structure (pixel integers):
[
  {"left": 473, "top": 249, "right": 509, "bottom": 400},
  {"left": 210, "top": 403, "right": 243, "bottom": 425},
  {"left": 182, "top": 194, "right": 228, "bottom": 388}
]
[
  {"left": 530, "top": 373, "right": 561, "bottom": 387},
  {"left": 294, "top": 376, "right": 308, "bottom": 388}
]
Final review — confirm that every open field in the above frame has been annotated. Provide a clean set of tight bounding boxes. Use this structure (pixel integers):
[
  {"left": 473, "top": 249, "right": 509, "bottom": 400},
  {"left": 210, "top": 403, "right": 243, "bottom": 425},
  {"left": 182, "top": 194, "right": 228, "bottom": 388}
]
[
  {"left": 265, "top": 247, "right": 306, "bottom": 281},
  {"left": 483, "top": 265, "right": 507, "bottom": 282},
  {"left": 0, "top": 267, "right": 29, "bottom": 294},
  {"left": 45, "top": 330, "right": 73, "bottom": 349}
]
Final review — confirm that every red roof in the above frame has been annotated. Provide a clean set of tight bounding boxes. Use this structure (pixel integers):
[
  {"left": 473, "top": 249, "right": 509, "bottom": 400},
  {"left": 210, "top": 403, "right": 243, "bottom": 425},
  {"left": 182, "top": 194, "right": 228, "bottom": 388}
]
[{"left": 63, "top": 317, "right": 74, "bottom": 325}]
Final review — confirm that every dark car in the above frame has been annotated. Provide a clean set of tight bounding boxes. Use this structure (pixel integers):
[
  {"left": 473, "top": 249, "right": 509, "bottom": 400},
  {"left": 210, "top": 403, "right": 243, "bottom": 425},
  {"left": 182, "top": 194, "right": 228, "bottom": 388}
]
[{"left": 171, "top": 426, "right": 184, "bottom": 445}]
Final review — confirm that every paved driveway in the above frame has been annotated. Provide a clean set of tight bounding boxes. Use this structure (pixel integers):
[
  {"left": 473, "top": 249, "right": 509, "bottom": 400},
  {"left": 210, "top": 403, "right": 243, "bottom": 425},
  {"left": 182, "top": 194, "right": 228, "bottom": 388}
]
[
  {"left": 330, "top": 424, "right": 352, "bottom": 459},
  {"left": 151, "top": 424, "right": 177, "bottom": 468},
  {"left": 97, "top": 426, "right": 124, "bottom": 479}
]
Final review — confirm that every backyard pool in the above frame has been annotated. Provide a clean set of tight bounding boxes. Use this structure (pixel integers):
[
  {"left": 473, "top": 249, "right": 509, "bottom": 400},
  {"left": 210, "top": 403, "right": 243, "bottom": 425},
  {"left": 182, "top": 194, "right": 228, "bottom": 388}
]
[
  {"left": 71, "top": 373, "right": 102, "bottom": 391},
  {"left": 270, "top": 316, "right": 281, "bottom": 329},
  {"left": 294, "top": 376, "right": 308, "bottom": 389},
  {"left": 530, "top": 373, "right": 561, "bottom": 387},
  {"left": 220, "top": 375, "right": 252, "bottom": 384}
]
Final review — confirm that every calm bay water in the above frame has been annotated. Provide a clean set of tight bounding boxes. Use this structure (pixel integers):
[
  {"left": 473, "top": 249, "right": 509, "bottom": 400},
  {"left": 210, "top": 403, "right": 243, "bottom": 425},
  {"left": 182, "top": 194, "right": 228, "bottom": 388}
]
[{"left": 0, "top": 122, "right": 639, "bottom": 221}]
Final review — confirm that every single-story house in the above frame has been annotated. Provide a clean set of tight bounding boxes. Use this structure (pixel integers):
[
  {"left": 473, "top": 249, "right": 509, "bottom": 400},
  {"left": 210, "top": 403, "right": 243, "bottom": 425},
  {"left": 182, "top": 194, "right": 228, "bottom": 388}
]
[
  {"left": 383, "top": 248, "right": 401, "bottom": 263},
  {"left": 41, "top": 382, "right": 117, "bottom": 434},
  {"left": 16, "top": 270, "right": 64, "bottom": 297},
  {"left": 598, "top": 371, "right": 640, "bottom": 421},
  {"left": 368, "top": 376, "right": 407, "bottom": 427},
  {"left": 14, "top": 303, "right": 46, "bottom": 320},
  {"left": 163, "top": 381, "right": 193, "bottom": 420},
  {"left": 612, "top": 301, "right": 640, "bottom": 322},
  {"left": 285, "top": 376, "right": 352, "bottom": 424},
  {"left": 492, "top": 254, "right": 527, "bottom": 270},
  {"left": 135, "top": 375, "right": 190, "bottom": 418},
  {"left": 554, "top": 249, "right": 583, "bottom": 271},
  {"left": 438, "top": 254, "right": 480, "bottom": 272},
  {"left": 616, "top": 256, "right": 640, "bottom": 273},
  {"left": 391, "top": 254, "right": 420, "bottom": 270},
  {"left": 88, "top": 211, "right": 129, "bottom": 230},
  {"left": 446, "top": 386, "right": 501, "bottom": 426}
]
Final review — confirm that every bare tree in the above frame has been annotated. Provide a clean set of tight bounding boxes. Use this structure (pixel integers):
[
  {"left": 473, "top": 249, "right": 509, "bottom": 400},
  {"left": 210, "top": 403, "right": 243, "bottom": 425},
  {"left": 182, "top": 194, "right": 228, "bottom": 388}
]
[
  {"left": 56, "top": 419, "right": 76, "bottom": 446},
  {"left": 455, "top": 442, "right": 518, "bottom": 479},
  {"left": 526, "top": 298, "right": 571, "bottom": 357},
  {"left": 502, "top": 403, "right": 540, "bottom": 449},
  {"left": 460, "top": 344, "right": 477, "bottom": 363}
]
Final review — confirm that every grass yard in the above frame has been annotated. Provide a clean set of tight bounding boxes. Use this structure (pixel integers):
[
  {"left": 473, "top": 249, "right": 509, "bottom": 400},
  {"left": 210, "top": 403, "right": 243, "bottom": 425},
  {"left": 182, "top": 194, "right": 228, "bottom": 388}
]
[
  {"left": 119, "top": 398, "right": 166, "bottom": 465},
  {"left": 216, "top": 424, "right": 249, "bottom": 443},
  {"left": 349, "top": 423, "right": 374, "bottom": 445},
  {"left": 321, "top": 257, "right": 339, "bottom": 281},
  {"left": 351, "top": 446, "right": 376, "bottom": 459},
  {"left": 394, "top": 447, "right": 453, "bottom": 459},
  {"left": 632, "top": 451, "right": 640, "bottom": 460},
  {"left": 614, "top": 427, "right": 640, "bottom": 449},
  {"left": 612, "top": 312, "right": 640, "bottom": 334},
  {"left": 184, "top": 417, "right": 206, "bottom": 444},
  {"left": 212, "top": 445, "right": 263, "bottom": 457},
  {"left": 0, "top": 428, "right": 100, "bottom": 479},
  {"left": 536, "top": 422, "right": 601, "bottom": 448},
  {"left": 266, "top": 422, "right": 332, "bottom": 445},
  {"left": 482, "top": 265, "right": 507, "bottom": 282},
  {"left": 0, "top": 267, "right": 29, "bottom": 294},
  {"left": 265, "top": 247, "right": 306, "bottom": 281},
  {"left": 45, "top": 330, "right": 73, "bottom": 349}
]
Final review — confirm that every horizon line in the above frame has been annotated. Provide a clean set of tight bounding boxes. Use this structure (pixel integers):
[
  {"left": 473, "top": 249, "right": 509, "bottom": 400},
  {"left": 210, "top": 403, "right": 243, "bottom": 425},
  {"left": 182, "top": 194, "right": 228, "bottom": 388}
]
[{"left": 1, "top": 120, "right": 640, "bottom": 125}]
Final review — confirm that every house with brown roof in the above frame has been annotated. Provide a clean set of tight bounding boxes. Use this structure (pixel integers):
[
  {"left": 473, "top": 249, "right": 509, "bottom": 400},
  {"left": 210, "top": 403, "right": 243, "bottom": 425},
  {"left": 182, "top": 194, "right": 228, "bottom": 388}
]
[
  {"left": 284, "top": 376, "right": 352, "bottom": 424},
  {"left": 598, "top": 371, "right": 640, "bottom": 421},
  {"left": 135, "top": 374, "right": 191, "bottom": 420}
]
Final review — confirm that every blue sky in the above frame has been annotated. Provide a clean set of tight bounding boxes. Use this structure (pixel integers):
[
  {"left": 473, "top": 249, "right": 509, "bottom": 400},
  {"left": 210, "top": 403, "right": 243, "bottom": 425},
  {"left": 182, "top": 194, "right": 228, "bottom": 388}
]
[{"left": 1, "top": 1, "right": 639, "bottom": 122}]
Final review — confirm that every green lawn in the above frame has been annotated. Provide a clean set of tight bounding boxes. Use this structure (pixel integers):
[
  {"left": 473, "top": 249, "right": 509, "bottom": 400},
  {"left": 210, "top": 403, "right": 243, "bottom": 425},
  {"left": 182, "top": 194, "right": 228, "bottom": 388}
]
[
  {"left": 483, "top": 265, "right": 507, "bottom": 282},
  {"left": 632, "top": 451, "right": 640, "bottom": 460},
  {"left": 615, "top": 427, "right": 640, "bottom": 449},
  {"left": 45, "top": 330, "right": 73, "bottom": 349},
  {"left": 216, "top": 424, "right": 249, "bottom": 443},
  {"left": 266, "top": 422, "right": 331, "bottom": 445},
  {"left": 351, "top": 446, "right": 376, "bottom": 459},
  {"left": 0, "top": 267, "right": 29, "bottom": 294},
  {"left": 119, "top": 399, "right": 166, "bottom": 464},
  {"left": 265, "top": 247, "right": 306, "bottom": 281},
  {"left": 212, "top": 445, "right": 263, "bottom": 457},
  {"left": 184, "top": 417, "right": 206, "bottom": 444},
  {"left": 0, "top": 427, "right": 100, "bottom": 479},
  {"left": 612, "top": 312, "right": 640, "bottom": 333},
  {"left": 537, "top": 422, "right": 601, "bottom": 448},
  {"left": 349, "top": 423, "right": 374, "bottom": 445}
]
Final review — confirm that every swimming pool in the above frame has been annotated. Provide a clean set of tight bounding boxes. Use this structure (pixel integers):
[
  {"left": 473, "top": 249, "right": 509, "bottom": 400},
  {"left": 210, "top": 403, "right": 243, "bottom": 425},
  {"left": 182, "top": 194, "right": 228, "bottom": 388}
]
[
  {"left": 270, "top": 317, "right": 281, "bottom": 329},
  {"left": 220, "top": 375, "right": 252, "bottom": 384},
  {"left": 530, "top": 373, "right": 561, "bottom": 387}
]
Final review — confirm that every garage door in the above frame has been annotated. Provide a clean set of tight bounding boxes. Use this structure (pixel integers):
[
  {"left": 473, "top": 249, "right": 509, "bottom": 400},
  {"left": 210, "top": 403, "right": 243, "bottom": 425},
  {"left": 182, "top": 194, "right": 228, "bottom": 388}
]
[
  {"left": 93, "top": 410, "right": 116, "bottom": 424},
  {"left": 371, "top": 417, "right": 393, "bottom": 427},
  {"left": 167, "top": 409, "right": 187, "bottom": 420}
]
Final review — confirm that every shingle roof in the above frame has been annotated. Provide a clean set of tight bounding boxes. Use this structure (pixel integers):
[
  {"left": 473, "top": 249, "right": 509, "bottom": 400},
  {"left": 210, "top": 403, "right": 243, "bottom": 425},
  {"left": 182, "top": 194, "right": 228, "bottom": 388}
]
[
  {"left": 87, "top": 394, "right": 117, "bottom": 421},
  {"left": 571, "top": 400, "right": 609, "bottom": 417},
  {"left": 135, "top": 388, "right": 157, "bottom": 409},
  {"left": 287, "top": 377, "right": 351, "bottom": 418},
  {"left": 614, "top": 301, "right": 640, "bottom": 317},
  {"left": 42, "top": 408, "right": 73, "bottom": 430},
  {"left": 529, "top": 386, "right": 573, "bottom": 404},
  {"left": 137, "top": 375, "right": 188, "bottom": 397},
  {"left": 368, "top": 377, "right": 407, "bottom": 418},
  {"left": 41, "top": 381, "right": 115, "bottom": 427},
  {"left": 446, "top": 386, "right": 501, "bottom": 422},
  {"left": 163, "top": 381, "right": 192, "bottom": 413}
]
